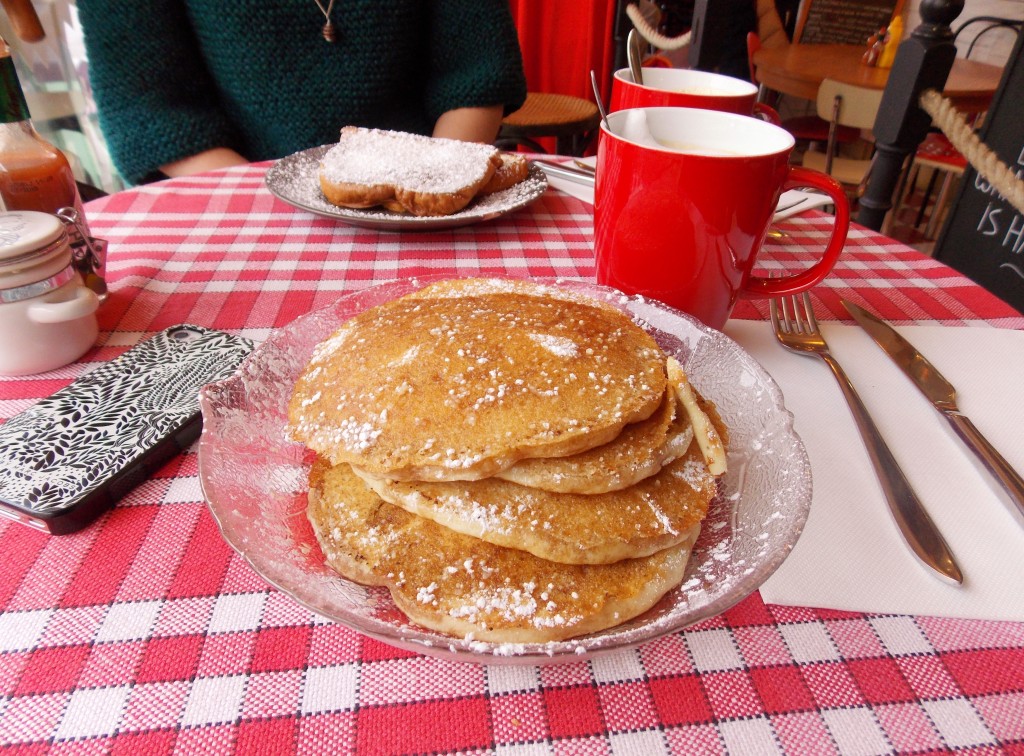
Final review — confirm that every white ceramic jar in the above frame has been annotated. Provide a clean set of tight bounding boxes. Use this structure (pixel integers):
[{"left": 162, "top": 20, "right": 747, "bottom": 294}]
[{"left": 0, "top": 210, "right": 99, "bottom": 375}]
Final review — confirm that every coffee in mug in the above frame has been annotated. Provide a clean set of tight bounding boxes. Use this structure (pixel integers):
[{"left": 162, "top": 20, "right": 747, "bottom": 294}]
[{"left": 593, "top": 107, "right": 849, "bottom": 330}]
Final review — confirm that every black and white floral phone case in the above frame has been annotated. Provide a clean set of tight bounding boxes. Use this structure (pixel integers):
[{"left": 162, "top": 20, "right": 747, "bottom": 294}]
[{"left": 0, "top": 325, "right": 254, "bottom": 534}]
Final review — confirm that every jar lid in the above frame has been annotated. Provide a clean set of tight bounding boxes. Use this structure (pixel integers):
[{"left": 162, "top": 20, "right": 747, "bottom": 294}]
[{"left": 0, "top": 211, "right": 67, "bottom": 265}]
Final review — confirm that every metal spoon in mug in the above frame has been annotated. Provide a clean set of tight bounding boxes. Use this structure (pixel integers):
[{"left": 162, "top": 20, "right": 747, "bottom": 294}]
[
  {"left": 627, "top": 28, "right": 645, "bottom": 85},
  {"left": 590, "top": 70, "right": 610, "bottom": 131}
]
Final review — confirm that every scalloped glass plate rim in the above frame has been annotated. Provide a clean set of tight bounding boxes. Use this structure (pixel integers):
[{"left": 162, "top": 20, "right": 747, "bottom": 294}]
[{"left": 197, "top": 276, "right": 812, "bottom": 664}]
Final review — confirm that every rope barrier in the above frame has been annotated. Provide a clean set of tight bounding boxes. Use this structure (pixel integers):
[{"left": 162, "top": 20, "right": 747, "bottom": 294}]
[
  {"left": 919, "top": 88, "right": 1024, "bottom": 215},
  {"left": 625, "top": 3, "right": 692, "bottom": 51}
]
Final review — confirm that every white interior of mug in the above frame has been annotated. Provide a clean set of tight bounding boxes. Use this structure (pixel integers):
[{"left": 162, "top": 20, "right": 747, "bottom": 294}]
[
  {"left": 604, "top": 107, "right": 795, "bottom": 157},
  {"left": 614, "top": 67, "right": 758, "bottom": 97}
]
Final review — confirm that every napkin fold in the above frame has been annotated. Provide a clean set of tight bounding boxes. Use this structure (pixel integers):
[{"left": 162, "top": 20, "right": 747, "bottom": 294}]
[
  {"left": 724, "top": 320, "right": 1024, "bottom": 622},
  {"left": 543, "top": 157, "right": 832, "bottom": 221}
]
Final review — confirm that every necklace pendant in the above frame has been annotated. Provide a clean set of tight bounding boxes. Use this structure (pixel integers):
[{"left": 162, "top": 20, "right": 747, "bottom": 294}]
[{"left": 322, "top": 21, "right": 336, "bottom": 42}]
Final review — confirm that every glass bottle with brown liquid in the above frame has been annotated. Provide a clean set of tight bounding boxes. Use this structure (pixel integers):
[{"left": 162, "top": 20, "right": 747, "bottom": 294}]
[{"left": 0, "top": 37, "right": 86, "bottom": 220}]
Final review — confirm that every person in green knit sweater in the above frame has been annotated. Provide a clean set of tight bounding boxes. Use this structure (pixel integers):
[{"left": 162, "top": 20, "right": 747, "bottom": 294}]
[{"left": 78, "top": 0, "right": 527, "bottom": 185}]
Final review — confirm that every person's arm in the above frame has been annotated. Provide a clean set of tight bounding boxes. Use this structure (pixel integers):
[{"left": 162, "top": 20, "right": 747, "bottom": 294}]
[
  {"left": 432, "top": 105, "right": 504, "bottom": 143},
  {"left": 160, "top": 148, "right": 249, "bottom": 178},
  {"left": 79, "top": 1, "right": 241, "bottom": 185},
  {"left": 423, "top": 0, "right": 526, "bottom": 140}
]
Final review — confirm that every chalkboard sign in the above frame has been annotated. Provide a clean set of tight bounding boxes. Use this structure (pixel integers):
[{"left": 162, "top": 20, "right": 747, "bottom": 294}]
[
  {"left": 795, "top": 0, "right": 897, "bottom": 45},
  {"left": 933, "top": 31, "right": 1024, "bottom": 314}
]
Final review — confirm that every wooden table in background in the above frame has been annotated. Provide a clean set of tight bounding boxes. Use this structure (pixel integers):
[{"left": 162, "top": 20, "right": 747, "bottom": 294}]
[{"left": 753, "top": 43, "right": 1004, "bottom": 113}]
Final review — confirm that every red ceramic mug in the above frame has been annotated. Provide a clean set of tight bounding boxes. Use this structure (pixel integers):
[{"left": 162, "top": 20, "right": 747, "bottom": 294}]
[
  {"left": 593, "top": 107, "right": 849, "bottom": 330},
  {"left": 610, "top": 67, "right": 781, "bottom": 124}
]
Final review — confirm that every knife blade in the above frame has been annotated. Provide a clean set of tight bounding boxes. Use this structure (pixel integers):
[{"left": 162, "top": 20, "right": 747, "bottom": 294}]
[{"left": 843, "top": 299, "right": 1024, "bottom": 526}]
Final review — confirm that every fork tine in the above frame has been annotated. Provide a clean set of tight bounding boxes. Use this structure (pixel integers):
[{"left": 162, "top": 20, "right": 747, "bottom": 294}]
[
  {"left": 781, "top": 294, "right": 796, "bottom": 333},
  {"left": 784, "top": 295, "right": 798, "bottom": 333},
  {"left": 801, "top": 292, "right": 820, "bottom": 333},
  {"left": 769, "top": 297, "right": 782, "bottom": 335}
]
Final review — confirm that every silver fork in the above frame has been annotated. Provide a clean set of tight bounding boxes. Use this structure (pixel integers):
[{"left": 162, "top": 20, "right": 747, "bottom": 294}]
[{"left": 770, "top": 292, "right": 963, "bottom": 584}]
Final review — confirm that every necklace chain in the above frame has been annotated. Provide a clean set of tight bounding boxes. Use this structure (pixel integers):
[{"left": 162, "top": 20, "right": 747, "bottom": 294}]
[{"left": 313, "top": 0, "right": 337, "bottom": 42}]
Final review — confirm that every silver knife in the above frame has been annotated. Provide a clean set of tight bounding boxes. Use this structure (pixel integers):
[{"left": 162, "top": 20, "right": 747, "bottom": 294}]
[
  {"left": 531, "top": 160, "right": 596, "bottom": 187},
  {"left": 843, "top": 299, "right": 1024, "bottom": 526}
]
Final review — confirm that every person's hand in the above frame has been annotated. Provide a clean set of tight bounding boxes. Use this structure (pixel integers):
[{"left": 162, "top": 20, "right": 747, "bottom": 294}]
[
  {"left": 433, "top": 105, "right": 504, "bottom": 144},
  {"left": 160, "top": 148, "right": 248, "bottom": 177}
]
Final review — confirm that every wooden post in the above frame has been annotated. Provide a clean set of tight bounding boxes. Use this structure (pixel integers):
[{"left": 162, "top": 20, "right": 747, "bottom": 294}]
[{"left": 857, "top": 0, "right": 963, "bottom": 231}]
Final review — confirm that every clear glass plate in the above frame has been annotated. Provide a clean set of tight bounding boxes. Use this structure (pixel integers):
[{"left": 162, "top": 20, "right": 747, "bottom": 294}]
[
  {"left": 198, "top": 277, "right": 811, "bottom": 664},
  {"left": 264, "top": 145, "right": 548, "bottom": 231}
]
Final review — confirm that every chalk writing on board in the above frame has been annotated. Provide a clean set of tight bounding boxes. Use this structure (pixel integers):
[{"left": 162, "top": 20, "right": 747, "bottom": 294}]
[
  {"left": 797, "top": 0, "right": 897, "bottom": 45},
  {"left": 933, "top": 24, "right": 1022, "bottom": 311},
  {"left": 973, "top": 146, "right": 1024, "bottom": 270}
]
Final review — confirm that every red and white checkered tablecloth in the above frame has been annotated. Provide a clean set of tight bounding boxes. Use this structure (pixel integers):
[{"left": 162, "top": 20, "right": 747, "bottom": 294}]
[{"left": 2, "top": 164, "right": 1023, "bottom": 755}]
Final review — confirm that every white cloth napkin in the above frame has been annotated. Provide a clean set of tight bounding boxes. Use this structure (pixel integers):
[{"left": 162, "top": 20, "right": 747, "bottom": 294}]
[
  {"left": 724, "top": 320, "right": 1024, "bottom": 622},
  {"left": 544, "top": 157, "right": 830, "bottom": 221}
]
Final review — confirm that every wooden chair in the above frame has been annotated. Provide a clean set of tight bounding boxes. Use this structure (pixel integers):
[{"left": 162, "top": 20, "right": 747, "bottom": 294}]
[
  {"left": 747, "top": 30, "right": 861, "bottom": 150},
  {"left": 800, "top": 78, "right": 884, "bottom": 190},
  {"left": 905, "top": 132, "right": 966, "bottom": 238},
  {"left": 496, "top": 92, "right": 601, "bottom": 156},
  {"left": 754, "top": 0, "right": 789, "bottom": 51}
]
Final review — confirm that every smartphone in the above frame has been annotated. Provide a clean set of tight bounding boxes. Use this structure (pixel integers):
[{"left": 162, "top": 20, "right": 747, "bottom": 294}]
[{"left": 0, "top": 325, "right": 254, "bottom": 534}]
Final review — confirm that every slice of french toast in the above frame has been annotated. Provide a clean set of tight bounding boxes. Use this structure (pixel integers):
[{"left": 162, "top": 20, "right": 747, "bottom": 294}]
[{"left": 318, "top": 126, "right": 502, "bottom": 216}]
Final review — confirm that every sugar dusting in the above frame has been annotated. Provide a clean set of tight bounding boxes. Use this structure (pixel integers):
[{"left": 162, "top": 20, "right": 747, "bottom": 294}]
[
  {"left": 267, "top": 145, "right": 548, "bottom": 223},
  {"left": 528, "top": 333, "right": 578, "bottom": 358},
  {"left": 320, "top": 127, "right": 499, "bottom": 193}
]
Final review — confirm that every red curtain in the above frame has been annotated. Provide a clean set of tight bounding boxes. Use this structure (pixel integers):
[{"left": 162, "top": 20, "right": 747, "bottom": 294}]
[{"left": 509, "top": 0, "right": 619, "bottom": 105}]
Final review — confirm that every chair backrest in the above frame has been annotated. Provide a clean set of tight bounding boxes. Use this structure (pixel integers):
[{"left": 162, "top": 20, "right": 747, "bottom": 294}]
[
  {"left": 813, "top": 78, "right": 884, "bottom": 178},
  {"left": 754, "top": 0, "right": 789, "bottom": 49},
  {"left": 816, "top": 78, "right": 884, "bottom": 130},
  {"left": 953, "top": 15, "right": 1022, "bottom": 63}
]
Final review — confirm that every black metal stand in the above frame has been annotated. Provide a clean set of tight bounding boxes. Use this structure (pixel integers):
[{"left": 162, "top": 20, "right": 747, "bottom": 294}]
[{"left": 857, "top": 0, "right": 964, "bottom": 231}]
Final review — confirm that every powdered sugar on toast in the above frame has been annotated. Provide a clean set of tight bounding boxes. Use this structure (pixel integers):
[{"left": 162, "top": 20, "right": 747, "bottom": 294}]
[{"left": 320, "top": 127, "right": 499, "bottom": 195}]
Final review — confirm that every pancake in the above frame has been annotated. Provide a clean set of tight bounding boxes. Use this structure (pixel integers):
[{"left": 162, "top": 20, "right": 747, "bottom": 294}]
[
  {"left": 356, "top": 438, "right": 716, "bottom": 561},
  {"left": 492, "top": 371, "right": 691, "bottom": 493},
  {"left": 406, "top": 276, "right": 624, "bottom": 308},
  {"left": 355, "top": 439, "right": 716, "bottom": 564},
  {"left": 288, "top": 286, "right": 668, "bottom": 481},
  {"left": 308, "top": 459, "right": 698, "bottom": 644}
]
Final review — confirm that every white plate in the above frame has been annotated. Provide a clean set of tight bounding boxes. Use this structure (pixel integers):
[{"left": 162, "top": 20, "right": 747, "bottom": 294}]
[
  {"left": 265, "top": 145, "right": 548, "bottom": 231},
  {"left": 197, "top": 277, "right": 811, "bottom": 664}
]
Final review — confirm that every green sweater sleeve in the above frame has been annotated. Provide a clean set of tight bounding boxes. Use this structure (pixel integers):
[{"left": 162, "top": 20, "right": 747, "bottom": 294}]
[
  {"left": 80, "top": 0, "right": 526, "bottom": 186},
  {"left": 78, "top": 0, "right": 240, "bottom": 185},
  {"left": 424, "top": 0, "right": 527, "bottom": 122}
]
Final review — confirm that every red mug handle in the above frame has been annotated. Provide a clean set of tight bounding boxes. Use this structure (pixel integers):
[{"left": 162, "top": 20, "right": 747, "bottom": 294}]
[
  {"left": 743, "top": 166, "right": 849, "bottom": 298},
  {"left": 753, "top": 102, "right": 781, "bottom": 126}
]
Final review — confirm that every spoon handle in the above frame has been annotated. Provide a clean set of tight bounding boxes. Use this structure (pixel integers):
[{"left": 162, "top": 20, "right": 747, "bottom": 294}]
[{"left": 590, "top": 70, "right": 610, "bottom": 131}]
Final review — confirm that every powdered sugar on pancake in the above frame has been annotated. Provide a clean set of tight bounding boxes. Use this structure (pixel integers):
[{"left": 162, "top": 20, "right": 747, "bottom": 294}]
[{"left": 528, "top": 333, "right": 578, "bottom": 358}]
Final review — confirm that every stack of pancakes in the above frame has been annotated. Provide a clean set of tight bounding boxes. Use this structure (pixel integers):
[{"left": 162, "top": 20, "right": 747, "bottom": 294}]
[{"left": 288, "top": 279, "right": 728, "bottom": 644}]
